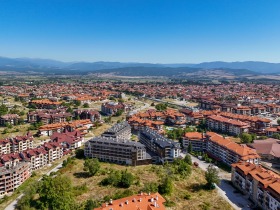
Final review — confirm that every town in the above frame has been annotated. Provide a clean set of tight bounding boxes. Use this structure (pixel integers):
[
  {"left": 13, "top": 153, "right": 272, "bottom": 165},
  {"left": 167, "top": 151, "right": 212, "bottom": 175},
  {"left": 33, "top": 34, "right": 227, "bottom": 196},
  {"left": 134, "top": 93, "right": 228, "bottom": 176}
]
[{"left": 0, "top": 80, "right": 279, "bottom": 210}]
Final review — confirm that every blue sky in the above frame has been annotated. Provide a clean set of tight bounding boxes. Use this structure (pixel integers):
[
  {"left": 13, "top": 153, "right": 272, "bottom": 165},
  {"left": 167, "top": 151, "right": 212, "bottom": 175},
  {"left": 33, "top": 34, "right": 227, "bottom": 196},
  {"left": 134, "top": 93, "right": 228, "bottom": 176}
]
[{"left": 0, "top": 0, "right": 280, "bottom": 63}]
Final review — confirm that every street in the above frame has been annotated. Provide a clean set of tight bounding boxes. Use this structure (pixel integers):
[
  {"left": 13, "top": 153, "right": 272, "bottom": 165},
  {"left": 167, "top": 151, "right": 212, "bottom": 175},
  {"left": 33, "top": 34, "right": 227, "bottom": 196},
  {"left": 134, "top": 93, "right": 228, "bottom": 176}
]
[{"left": 187, "top": 154, "right": 253, "bottom": 210}]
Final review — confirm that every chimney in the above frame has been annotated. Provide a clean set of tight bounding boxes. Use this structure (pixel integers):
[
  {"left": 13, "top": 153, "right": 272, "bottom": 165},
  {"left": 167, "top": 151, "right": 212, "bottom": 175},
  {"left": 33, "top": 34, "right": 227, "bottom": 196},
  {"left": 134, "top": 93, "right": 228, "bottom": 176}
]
[{"left": 109, "top": 199, "right": 113, "bottom": 204}]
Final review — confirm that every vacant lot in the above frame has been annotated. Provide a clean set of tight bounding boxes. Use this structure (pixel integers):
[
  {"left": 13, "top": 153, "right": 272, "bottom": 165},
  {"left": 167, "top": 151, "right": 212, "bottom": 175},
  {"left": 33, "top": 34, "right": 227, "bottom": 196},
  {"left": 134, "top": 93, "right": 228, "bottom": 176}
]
[{"left": 60, "top": 159, "right": 234, "bottom": 210}]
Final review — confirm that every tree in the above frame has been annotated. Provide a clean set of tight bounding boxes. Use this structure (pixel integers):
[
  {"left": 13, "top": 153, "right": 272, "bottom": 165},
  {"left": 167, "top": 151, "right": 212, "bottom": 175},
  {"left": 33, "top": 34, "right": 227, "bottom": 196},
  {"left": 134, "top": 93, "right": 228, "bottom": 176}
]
[
  {"left": 174, "top": 159, "right": 192, "bottom": 177},
  {"left": 37, "top": 175, "right": 75, "bottom": 210},
  {"left": 184, "top": 154, "right": 192, "bottom": 165},
  {"left": 115, "top": 109, "right": 124, "bottom": 117},
  {"left": 240, "top": 133, "right": 253, "bottom": 144},
  {"left": 83, "top": 158, "right": 100, "bottom": 176},
  {"left": 66, "top": 107, "right": 73, "bottom": 114},
  {"left": 84, "top": 199, "right": 99, "bottom": 210},
  {"left": 155, "top": 103, "right": 168, "bottom": 111},
  {"left": 83, "top": 103, "right": 89, "bottom": 108},
  {"left": 66, "top": 116, "right": 72, "bottom": 122},
  {"left": 143, "top": 182, "right": 159, "bottom": 193},
  {"left": 158, "top": 177, "right": 173, "bottom": 195},
  {"left": 205, "top": 165, "right": 220, "bottom": 189},
  {"left": 187, "top": 142, "right": 193, "bottom": 153},
  {"left": 74, "top": 100, "right": 81, "bottom": 106},
  {"left": 118, "top": 170, "right": 134, "bottom": 188},
  {"left": 75, "top": 149, "right": 85, "bottom": 159},
  {"left": 0, "top": 104, "right": 8, "bottom": 116},
  {"left": 277, "top": 119, "right": 280, "bottom": 125}
]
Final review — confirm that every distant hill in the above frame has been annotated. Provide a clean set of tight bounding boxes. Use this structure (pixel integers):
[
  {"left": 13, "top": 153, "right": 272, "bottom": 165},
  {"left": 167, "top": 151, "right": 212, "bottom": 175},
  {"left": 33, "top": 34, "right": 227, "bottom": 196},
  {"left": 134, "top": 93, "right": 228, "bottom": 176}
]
[
  {"left": 0, "top": 56, "right": 279, "bottom": 75},
  {"left": 185, "top": 61, "right": 280, "bottom": 74}
]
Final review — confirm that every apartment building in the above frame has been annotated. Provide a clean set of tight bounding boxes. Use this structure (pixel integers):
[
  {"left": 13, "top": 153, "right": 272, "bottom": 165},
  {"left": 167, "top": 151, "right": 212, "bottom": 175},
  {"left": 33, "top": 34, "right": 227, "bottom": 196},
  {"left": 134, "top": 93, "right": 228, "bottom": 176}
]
[
  {"left": 206, "top": 115, "right": 250, "bottom": 136},
  {"left": 206, "top": 132, "right": 260, "bottom": 166},
  {"left": 139, "top": 127, "right": 180, "bottom": 163},
  {"left": 0, "top": 132, "right": 34, "bottom": 155},
  {"left": 231, "top": 162, "right": 280, "bottom": 210},
  {"left": 84, "top": 137, "right": 151, "bottom": 166},
  {"left": 183, "top": 132, "right": 205, "bottom": 152},
  {"left": 94, "top": 192, "right": 166, "bottom": 210},
  {"left": 101, "top": 121, "right": 131, "bottom": 139},
  {"left": 0, "top": 161, "right": 30, "bottom": 198}
]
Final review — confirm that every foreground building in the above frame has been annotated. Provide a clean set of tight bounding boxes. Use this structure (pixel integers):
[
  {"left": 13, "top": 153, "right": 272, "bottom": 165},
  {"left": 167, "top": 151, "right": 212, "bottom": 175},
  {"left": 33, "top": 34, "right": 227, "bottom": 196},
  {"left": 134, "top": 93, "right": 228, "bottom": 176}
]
[
  {"left": 0, "top": 161, "right": 30, "bottom": 198},
  {"left": 94, "top": 192, "right": 166, "bottom": 210},
  {"left": 84, "top": 137, "right": 151, "bottom": 166},
  {"left": 232, "top": 161, "right": 280, "bottom": 210},
  {"left": 101, "top": 121, "right": 131, "bottom": 139},
  {"left": 101, "top": 102, "right": 129, "bottom": 116},
  {"left": 139, "top": 127, "right": 180, "bottom": 163}
]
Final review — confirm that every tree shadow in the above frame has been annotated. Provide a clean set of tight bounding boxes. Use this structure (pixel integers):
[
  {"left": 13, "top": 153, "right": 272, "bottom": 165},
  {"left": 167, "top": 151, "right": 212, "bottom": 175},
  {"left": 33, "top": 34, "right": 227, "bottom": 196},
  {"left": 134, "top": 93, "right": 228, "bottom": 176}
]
[{"left": 73, "top": 172, "right": 90, "bottom": 178}]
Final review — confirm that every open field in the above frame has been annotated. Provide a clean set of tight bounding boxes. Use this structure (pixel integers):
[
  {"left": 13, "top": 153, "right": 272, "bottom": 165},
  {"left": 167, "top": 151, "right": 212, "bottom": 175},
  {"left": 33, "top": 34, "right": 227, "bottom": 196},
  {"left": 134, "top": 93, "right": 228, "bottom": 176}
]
[{"left": 59, "top": 159, "right": 234, "bottom": 210}]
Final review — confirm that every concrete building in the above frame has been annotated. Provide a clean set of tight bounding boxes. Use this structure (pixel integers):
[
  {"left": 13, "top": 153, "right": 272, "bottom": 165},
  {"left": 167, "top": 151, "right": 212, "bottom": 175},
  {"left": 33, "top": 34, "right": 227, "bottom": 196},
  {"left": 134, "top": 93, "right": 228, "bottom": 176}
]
[
  {"left": 101, "top": 121, "right": 131, "bottom": 139},
  {"left": 84, "top": 137, "right": 151, "bottom": 166},
  {"left": 0, "top": 161, "right": 30, "bottom": 198},
  {"left": 139, "top": 127, "right": 180, "bottom": 163}
]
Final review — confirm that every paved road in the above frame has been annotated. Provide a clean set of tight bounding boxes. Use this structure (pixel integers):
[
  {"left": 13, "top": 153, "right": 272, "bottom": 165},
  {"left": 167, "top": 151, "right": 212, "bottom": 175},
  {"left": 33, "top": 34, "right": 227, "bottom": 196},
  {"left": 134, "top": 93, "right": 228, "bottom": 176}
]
[
  {"left": 5, "top": 163, "right": 63, "bottom": 210},
  {"left": 186, "top": 154, "right": 252, "bottom": 210}
]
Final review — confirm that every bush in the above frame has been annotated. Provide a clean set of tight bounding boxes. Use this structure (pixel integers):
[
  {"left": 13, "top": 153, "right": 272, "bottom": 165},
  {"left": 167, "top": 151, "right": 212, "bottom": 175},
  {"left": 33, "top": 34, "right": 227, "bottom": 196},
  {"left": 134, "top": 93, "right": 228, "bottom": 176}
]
[
  {"left": 142, "top": 182, "right": 159, "bottom": 193},
  {"left": 183, "top": 193, "right": 191, "bottom": 200},
  {"left": 158, "top": 177, "right": 173, "bottom": 195}
]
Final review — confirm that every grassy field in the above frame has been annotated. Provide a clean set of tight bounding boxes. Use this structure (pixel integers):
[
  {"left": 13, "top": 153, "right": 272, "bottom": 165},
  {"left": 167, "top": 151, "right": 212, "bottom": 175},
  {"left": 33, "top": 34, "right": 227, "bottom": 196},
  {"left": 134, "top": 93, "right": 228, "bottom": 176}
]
[{"left": 59, "top": 159, "right": 234, "bottom": 210}]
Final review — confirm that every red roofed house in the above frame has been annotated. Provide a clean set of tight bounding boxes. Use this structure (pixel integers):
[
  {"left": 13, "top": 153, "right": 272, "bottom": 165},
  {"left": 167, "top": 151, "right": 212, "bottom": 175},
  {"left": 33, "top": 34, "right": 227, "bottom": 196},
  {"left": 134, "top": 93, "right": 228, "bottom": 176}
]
[{"left": 94, "top": 192, "right": 166, "bottom": 210}]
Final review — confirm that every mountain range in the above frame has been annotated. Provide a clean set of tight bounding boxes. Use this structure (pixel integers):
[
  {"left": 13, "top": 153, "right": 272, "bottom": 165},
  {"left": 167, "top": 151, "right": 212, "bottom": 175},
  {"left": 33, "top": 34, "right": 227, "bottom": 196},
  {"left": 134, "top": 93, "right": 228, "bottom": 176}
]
[{"left": 0, "top": 56, "right": 280, "bottom": 76}]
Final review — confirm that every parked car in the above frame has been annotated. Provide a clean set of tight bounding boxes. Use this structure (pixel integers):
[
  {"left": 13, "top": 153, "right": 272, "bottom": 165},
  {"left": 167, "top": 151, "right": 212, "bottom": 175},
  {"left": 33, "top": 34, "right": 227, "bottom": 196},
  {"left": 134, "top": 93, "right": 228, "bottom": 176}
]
[{"left": 193, "top": 162, "right": 199, "bottom": 167}]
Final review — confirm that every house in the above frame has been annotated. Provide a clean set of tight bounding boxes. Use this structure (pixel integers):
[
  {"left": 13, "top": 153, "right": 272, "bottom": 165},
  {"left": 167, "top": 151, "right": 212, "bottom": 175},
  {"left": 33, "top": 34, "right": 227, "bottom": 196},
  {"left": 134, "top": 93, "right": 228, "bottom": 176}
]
[
  {"left": 0, "top": 114, "right": 20, "bottom": 126},
  {"left": 94, "top": 192, "right": 166, "bottom": 210},
  {"left": 248, "top": 139, "right": 280, "bottom": 163},
  {"left": 101, "top": 102, "right": 129, "bottom": 116},
  {"left": 74, "top": 109, "right": 101, "bottom": 122},
  {"left": 51, "top": 130, "right": 85, "bottom": 150}
]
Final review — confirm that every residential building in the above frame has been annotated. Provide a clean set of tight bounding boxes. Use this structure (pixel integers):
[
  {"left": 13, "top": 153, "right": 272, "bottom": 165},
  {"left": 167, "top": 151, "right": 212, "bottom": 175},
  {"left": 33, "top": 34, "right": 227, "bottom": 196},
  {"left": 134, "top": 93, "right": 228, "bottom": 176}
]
[
  {"left": 231, "top": 161, "right": 280, "bottom": 210},
  {"left": 94, "top": 192, "right": 166, "bottom": 210},
  {"left": 139, "top": 127, "right": 180, "bottom": 163},
  {"left": 84, "top": 137, "right": 151, "bottom": 166},
  {"left": 0, "top": 114, "right": 20, "bottom": 126},
  {"left": 101, "top": 121, "right": 131, "bottom": 139}
]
